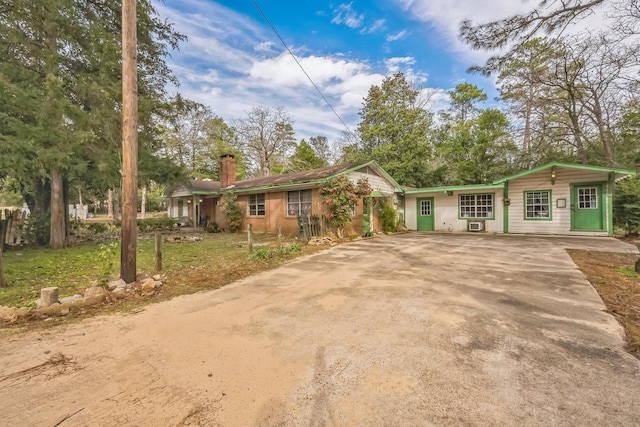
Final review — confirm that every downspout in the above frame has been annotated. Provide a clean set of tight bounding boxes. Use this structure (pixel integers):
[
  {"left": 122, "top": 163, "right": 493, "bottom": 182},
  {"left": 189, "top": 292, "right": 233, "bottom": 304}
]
[
  {"left": 503, "top": 181, "right": 509, "bottom": 234},
  {"left": 607, "top": 172, "right": 614, "bottom": 237}
]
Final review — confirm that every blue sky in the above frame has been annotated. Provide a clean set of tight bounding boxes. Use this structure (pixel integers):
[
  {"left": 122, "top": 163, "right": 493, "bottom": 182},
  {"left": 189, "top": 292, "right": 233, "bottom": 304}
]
[{"left": 152, "top": 0, "right": 532, "bottom": 142}]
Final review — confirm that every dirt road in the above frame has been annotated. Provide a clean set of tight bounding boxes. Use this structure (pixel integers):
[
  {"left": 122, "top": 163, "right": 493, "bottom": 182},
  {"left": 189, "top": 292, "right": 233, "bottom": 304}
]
[{"left": 1, "top": 233, "right": 639, "bottom": 426}]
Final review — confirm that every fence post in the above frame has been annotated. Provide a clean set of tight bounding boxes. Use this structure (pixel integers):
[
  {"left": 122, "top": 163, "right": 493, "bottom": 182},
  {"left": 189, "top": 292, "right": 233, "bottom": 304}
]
[
  {"left": 155, "top": 231, "right": 162, "bottom": 272},
  {"left": 248, "top": 223, "right": 253, "bottom": 253},
  {"left": 0, "top": 219, "right": 6, "bottom": 288},
  {"left": 277, "top": 224, "right": 282, "bottom": 249}
]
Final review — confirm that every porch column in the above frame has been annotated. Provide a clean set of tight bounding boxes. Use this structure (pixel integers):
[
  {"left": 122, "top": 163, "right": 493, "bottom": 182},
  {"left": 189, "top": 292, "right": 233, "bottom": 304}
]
[{"left": 192, "top": 195, "right": 197, "bottom": 228}]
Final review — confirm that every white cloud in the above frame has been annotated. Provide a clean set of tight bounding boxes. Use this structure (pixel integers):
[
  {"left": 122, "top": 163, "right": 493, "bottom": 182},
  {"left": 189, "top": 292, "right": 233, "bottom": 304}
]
[
  {"left": 331, "top": 3, "right": 364, "bottom": 29},
  {"left": 154, "top": 0, "right": 449, "bottom": 143},
  {"left": 385, "top": 56, "right": 416, "bottom": 73},
  {"left": 392, "top": 0, "right": 613, "bottom": 62},
  {"left": 254, "top": 41, "right": 275, "bottom": 53},
  {"left": 386, "top": 30, "right": 409, "bottom": 42},
  {"left": 367, "top": 19, "right": 387, "bottom": 33}
]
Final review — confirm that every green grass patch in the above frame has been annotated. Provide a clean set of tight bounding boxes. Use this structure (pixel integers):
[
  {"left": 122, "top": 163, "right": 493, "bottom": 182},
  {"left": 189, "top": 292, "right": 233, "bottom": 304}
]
[
  {"left": 0, "top": 232, "right": 312, "bottom": 309},
  {"left": 615, "top": 267, "right": 640, "bottom": 278}
]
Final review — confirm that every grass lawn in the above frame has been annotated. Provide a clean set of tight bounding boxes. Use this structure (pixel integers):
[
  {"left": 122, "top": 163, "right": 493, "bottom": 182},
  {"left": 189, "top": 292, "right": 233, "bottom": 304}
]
[{"left": 0, "top": 232, "right": 322, "bottom": 312}]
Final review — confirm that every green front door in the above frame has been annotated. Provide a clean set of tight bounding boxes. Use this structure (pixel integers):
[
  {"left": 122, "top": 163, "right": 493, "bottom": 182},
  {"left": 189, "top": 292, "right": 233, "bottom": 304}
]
[
  {"left": 571, "top": 184, "right": 604, "bottom": 230},
  {"left": 416, "top": 197, "right": 434, "bottom": 231}
]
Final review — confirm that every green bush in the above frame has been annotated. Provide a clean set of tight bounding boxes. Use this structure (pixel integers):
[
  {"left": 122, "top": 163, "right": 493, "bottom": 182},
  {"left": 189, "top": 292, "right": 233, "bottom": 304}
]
[
  {"left": 379, "top": 202, "right": 399, "bottom": 233},
  {"left": 136, "top": 217, "right": 175, "bottom": 232},
  {"left": 221, "top": 191, "right": 242, "bottom": 233},
  {"left": 26, "top": 212, "right": 50, "bottom": 246},
  {"left": 87, "top": 222, "right": 109, "bottom": 234}
]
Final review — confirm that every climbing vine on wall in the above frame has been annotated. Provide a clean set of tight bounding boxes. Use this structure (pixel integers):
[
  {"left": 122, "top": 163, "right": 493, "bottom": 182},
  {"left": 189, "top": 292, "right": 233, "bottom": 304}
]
[{"left": 320, "top": 176, "right": 372, "bottom": 237}]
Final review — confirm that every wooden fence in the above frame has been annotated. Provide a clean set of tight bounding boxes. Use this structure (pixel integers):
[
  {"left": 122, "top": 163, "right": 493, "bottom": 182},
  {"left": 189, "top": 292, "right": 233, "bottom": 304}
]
[
  {"left": 1, "top": 210, "right": 27, "bottom": 250},
  {"left": 297, "top": 214, "right": 328, "bottom": 240}
]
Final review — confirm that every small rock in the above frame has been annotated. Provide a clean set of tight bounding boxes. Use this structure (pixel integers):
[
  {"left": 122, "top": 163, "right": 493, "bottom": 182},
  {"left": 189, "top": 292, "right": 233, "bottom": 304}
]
[
  {"left": 139, "top": 277, "right": 157, "bottom": 291},
  {"left": 44, "top": 317, "right": 54, "bottom": 322},
  {"left": 60, "top": 307, "right": 70, "bottom": 316},
  {"left": 83, "top": 286, "right": 108, "bottom": 304},
  {"left": 152, "top": 274, "right": 161, "bottom": 281},
  {"left": 59, "top": 294, "right": 82, "bottom": 304},
  {"left": 107, "top": 278, "right": 126, "bottom": 291}
]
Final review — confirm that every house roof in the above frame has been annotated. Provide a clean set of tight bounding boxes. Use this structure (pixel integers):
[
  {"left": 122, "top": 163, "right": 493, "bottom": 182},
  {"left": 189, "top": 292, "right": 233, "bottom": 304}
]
[
  {"left": 404, "top": 183, "right": 504, "bottom": 195},
  {"left": 492, "top": 162, "right": 636, "bottom": 184},
  {"left": 174, "top": 160, "right": 402, "bottom": 197},
  {"left": 187, "top": 180, "right": 221, "bottom": 192}
]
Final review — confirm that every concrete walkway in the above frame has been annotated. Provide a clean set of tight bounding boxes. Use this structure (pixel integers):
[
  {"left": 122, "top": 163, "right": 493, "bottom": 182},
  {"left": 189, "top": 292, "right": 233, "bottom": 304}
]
[{"left": 0, "top": 233, "right": 638, "bottom": 426}]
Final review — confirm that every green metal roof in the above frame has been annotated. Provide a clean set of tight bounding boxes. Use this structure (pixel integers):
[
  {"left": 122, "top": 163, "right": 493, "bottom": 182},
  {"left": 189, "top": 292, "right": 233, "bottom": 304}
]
[
  {"left": 404, "top": 183, "right": 504, "bottom": 195},
  {"left": 492, "top": 162, "right": 636, "bottom": 184}
]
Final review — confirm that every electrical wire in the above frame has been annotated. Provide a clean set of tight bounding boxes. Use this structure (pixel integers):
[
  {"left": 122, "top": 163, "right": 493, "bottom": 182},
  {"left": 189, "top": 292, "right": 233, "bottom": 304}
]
[{"left": 251, "top": 0, "right": 357, "bottom": 139}]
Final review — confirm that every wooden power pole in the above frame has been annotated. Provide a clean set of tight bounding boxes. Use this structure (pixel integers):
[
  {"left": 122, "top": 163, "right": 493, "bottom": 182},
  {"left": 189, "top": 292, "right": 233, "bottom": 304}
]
[{"left": 121, "top": 0, "right": 138, "bottom": 283}]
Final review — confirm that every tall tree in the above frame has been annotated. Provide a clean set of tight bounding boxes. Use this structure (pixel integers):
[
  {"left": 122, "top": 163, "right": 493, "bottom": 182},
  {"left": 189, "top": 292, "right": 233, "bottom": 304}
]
[
  {"left": 0, "top": 0, "right": 184, "bottom": 248},
  {"left": 234, "top": 106, "right": 296, "bottom": 177},
  {"left": 348, "top": 72, "right": 433, "bottom": 187},
  {"left": 434, "top": 84, "right": 517, "bottom": 184},
  {"left": 289, "top": 139, "right": 328, "bottom": 172},
  {"left": 308, "top": 136, "right": 334, "bottom": 166},
  {"left": 159, "top": 96, "right": 245, "bottom": 179}
]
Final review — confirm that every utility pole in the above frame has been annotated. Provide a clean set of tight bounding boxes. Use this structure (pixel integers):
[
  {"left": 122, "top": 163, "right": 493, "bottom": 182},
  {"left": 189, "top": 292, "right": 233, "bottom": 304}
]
[{"left": 121, "top": 0, "right": 138, "bottom": 283}]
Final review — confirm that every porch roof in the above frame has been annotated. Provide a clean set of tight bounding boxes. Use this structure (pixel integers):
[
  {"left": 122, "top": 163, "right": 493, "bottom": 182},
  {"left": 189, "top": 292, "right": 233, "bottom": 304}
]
[
  {"left": 404, "top": 183, "right": 504, "bottom": 195},
  {"left": 492, "top": 162, "right": 636, "bottom": 184}
]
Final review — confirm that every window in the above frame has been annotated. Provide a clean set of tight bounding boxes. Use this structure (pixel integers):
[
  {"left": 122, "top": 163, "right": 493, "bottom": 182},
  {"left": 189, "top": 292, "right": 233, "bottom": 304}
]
[
  {"left": 420, "top": 199, "right": 431, "bottom": 216},
  {"left": 578, "top": 187, "right": 598, "bottom": 209},
  {"left": 459, "top": 194, "right": 493, "bottom": 219},
  {"left": 525, "top": 190, "right": 551, "bottom": 219},
  {"left": 248, "top": 193, "right": 265, "bottom": 216},
  {"left": 287, "top": 190, "right": 312, "bottom": 216}
]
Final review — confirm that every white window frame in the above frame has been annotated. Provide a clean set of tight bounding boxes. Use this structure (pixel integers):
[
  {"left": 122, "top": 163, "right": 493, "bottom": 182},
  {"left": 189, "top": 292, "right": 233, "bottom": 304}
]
[
  {"left": 248, "top": 193, "right": 265, "bottom": 216},
  {"left": 459, "top": 193, "right": 494, "bottom": 219},
  {"left": 525, "top": 190, "right": 551, "bottom": 219},
  {"left": 287, "top": 190, "right": 312, "bottom": 216}
]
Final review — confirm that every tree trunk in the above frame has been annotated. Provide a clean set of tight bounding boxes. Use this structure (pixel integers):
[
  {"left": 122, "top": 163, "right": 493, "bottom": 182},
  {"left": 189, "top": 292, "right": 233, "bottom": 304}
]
[
  {"left": 112, "top": 189, "right": 120, "bottom": 223},
  {"left": 63, "top": 176, "right": 70, "bottom": 247},
  {"left": 141, "top": 186, "right": 146, "bottom": 219},
  {"left": 49, "top": 167, "right": 66, "bottom": 249},
  {"left": 108, "top": 189, "right": 113, "bottom": 218},
  {"left": 0, "top": 220, "right": 7, "bottom": 288}
]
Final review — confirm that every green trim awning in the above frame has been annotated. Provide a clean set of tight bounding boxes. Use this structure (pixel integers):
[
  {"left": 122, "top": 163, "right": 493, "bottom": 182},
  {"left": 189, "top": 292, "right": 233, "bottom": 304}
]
[
  {"left": 492, "top": 162, "right": 636, "bottom": 184},
  {"left": 404, "top": 183, "right": 504, "bottom": 195}
]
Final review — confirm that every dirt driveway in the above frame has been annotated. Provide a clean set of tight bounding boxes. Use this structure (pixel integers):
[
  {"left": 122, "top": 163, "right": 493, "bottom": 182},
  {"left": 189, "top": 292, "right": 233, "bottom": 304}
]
[{"left": 1, "top": 233, "right": 639, "bottom": 426}]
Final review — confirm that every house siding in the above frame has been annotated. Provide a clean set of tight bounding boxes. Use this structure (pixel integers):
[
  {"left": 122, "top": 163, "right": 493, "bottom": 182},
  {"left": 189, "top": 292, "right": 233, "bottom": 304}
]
[
  {"left": 507, "top": 167, "right": 610, "bottom": 236},
  {"left": 406, "top": 189, "right": 505, "bottom": 233}
]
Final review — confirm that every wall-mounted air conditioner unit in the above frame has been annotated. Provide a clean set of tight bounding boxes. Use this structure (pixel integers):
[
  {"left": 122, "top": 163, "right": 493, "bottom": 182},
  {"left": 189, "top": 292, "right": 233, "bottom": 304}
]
[{"left": 468, "top": 221, "right": 484, "bottom": 232}]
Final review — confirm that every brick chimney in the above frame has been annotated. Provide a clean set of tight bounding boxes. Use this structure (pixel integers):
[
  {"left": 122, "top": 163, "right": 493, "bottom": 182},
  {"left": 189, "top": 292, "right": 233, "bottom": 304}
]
[{"left": 220, "top": 154, "right": 236, "bottom": 188}]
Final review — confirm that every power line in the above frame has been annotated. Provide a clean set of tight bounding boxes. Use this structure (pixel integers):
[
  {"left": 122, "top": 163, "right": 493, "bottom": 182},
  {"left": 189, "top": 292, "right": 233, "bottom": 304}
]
[{"left": 251, "top": 0, "right": 357, "bottom": 139}]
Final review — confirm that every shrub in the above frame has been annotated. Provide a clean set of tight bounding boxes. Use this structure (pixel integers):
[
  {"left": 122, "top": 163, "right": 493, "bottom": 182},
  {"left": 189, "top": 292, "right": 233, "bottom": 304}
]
[
  {"left": 379, "top": 202, "right": 399, "bottom": 233},
  {"left": 87, "top": 222, "right": 109, "bottom": 234},
  {"left": 221, "top": 191, "right": 242, "bottom": 233},
  {"left": 97, "top": 242, "right": 118, "bottom": 284},
  {"left": 136, "top": 217, "right": 175, "bottom": 232},
  {"left": 26, "top": 212, "right": 50, "bottom": 246}
]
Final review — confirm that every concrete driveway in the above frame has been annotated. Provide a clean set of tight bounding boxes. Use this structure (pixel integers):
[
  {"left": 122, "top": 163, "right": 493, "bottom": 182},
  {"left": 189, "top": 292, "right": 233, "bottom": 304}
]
[{"left": 1, "top": 233, "right": 639, "bottom": 426}]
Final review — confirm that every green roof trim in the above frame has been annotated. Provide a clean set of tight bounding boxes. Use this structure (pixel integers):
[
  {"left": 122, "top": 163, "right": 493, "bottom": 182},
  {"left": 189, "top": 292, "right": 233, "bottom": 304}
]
[
  {"left": 404, "top": 183, "right": 504, "bottom": 194},
  {"left": 492, "top": 162, "right": 636, "bottom": 184}
]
